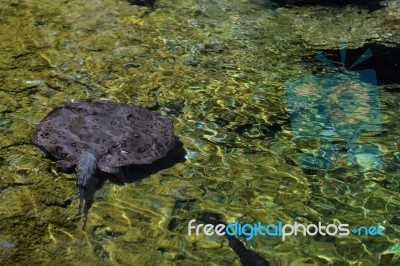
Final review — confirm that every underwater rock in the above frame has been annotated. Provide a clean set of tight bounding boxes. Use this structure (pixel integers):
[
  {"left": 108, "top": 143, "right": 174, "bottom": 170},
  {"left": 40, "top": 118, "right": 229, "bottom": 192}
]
[
  {"left": 321, "top": 43, "right": 400, "bottom": 86},
  {"left": 183, "top": 56, "right": 200, "bottom": 67},
  {"left": 126, "top": 0, "right": 155, "bottom": 6},
  {"left": 267, "top": 0, "right": 383, "bottom": 11}
]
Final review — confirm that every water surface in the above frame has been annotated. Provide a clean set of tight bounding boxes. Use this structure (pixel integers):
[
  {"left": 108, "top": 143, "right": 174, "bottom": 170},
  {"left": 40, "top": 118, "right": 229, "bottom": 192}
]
[{"left": 0, "top": 0, "right": 399, "bottom": 265}]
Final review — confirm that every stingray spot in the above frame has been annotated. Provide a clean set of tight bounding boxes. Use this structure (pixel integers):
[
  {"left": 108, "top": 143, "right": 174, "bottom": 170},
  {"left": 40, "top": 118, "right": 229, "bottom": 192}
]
[
  {"left": 61, "top": 153, "right": 67, "bottom": 158},
  {"left": 144, "top": 144, "right": 151, "bottom": 148},
  {"left": 111, "top": 121, "right": 117, "bottom": 125},
  {"left": 161, "top": 126, "right": 166, "bottom": 130},
  {"left": 135, "top": 156, "right": 141, "bottom": 160},
  {"left": 112, "top": 143, "right": 120, "bottom": 148},
  {"left": 137, "top": 147, "right": 146, "bottom": 153},
  {"left": 71, "top": 142, "right": 76, "bottom": 147},
  {"left": 40, "top": 132, "right": 49, "bottom": 137},
  {"left": 93, "top": 118, "right": 100, "bottom": 122},
  {"left": 133, "top": 133, "right": 140, "bottom": 138},
  {"left": 59, "top": 124, "right": 65, "bottom": 127},
  {"left": 55, "top": 147, "right": 62, "bottom": 153},
  {"left": 58, "top": 136, "right": 66, "bottom": 139},
  {"left": 145, "top": 130, "right": 151, "bottom": 134},
  {"left": 161, "top": 131, "right": 166, "bottom": 134},
  {"left": 97, "top": 139, "right": 106, "bottom": 144},
  {"left": 57, "top": 131, "right": 65, "bottom": 135},
  {"left": 147, "top": 125, "right": 153, "bottom": 128},
  {"left": 163, "top": 137, "right": 169, "bottom": 140},
  {"left": 50, "top": 141, "right": 56, "bottom": 144},
  {"left": 152, "top": 139, "right": 157, "bottom": 143},
  {"left": 92, "top": 125, "right": 101, "bottom": 129}
]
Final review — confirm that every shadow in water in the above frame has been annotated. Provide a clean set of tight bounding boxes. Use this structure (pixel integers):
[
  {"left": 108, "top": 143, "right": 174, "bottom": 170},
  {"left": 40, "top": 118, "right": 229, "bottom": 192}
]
[
  {"left": 320, "top": 43, "right": 400, "bottom": 86},
  {"left": 126, "top": 0, "right": 155, "bottom": 7},
  {"left": 197, "top": 211, "right": 270, "bottom": 266},
  {"left": 260, "top": 0, "right": 384, "bottom": 12},
  {"left": 79, "top": 139, "right": 187, "bottom": 227}
]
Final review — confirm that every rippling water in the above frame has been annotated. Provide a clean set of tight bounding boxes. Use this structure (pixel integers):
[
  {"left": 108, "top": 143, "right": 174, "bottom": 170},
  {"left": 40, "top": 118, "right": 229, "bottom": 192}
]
[{"left": 0, "top": 0, "right": 399, "bottom": 265}]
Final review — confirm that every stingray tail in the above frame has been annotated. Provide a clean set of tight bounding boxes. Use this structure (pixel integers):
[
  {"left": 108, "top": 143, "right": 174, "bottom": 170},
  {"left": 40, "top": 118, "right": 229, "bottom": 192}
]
[{"left": 75, "top": 151, "right": 98, "bottom": 214}]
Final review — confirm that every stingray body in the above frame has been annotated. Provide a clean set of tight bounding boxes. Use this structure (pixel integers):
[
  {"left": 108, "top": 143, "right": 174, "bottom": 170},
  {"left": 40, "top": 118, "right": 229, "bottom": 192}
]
[{"left": 32, "top": 100, "right": 176, "bottom": 204}]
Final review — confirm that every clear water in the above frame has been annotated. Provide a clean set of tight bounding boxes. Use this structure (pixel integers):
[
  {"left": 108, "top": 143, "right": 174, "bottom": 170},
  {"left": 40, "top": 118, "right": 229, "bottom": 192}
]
[{"left": 0, "top": 0, "right": 399, "bottom": 265}]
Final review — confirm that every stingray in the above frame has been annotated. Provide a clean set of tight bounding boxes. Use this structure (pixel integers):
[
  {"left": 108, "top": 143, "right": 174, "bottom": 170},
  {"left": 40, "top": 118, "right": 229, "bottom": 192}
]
[{"left": 32, "top": 100, "right": 177, "bottom": 206}]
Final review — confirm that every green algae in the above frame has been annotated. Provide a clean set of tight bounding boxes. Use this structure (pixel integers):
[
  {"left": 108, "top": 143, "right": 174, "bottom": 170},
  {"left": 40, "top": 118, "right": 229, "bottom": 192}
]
[{"left": 0, "top": 0, "right": 399, "bottom": 265}]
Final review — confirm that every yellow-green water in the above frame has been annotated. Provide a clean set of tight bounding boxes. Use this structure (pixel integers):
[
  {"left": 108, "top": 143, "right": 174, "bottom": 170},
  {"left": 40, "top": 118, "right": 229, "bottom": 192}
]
[{"left": 0, "top": 0, "right": 400, "bottom": 265}]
